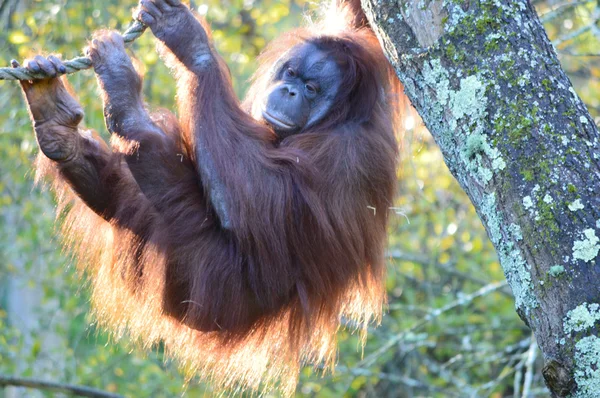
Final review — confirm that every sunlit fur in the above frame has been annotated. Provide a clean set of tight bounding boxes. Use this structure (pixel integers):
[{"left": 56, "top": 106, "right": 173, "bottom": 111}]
[{"left": 33, "top": 1, "right": 404, "bottom": 395}]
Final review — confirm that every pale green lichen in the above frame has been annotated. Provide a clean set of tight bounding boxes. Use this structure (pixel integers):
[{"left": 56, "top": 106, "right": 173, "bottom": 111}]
[
  {"left": 565, "top": 303, "right": 600, "bottom": 395},
  {"left": 508, "top": 223, "right": 523, "bottom": 241},
  {"left": 445, "top": 2, "right": 467, "bottom": 33},
  {"left": 461, "top": 132, "right": 505, "bottom": 183},
  {"left": 422, "top": 59, "right": 502, "bottom": 186},
  {"left": 464, "top": 133, "right": 486, "bottom": 158},
  {"left": 422, "top": 59, "right": 451, "bottom": 112},
  {"left": 422, "top": 59, "right": 487, "bottom": 133},
  {"left": 450, "top": 75, "right": 487, "bottom": 131},
  {"left": 564, "top": 303, "right": 600, "bottom": 334},
  {"left": 572, "top": 229, "right": 600, "bottom": 263},
  {"left": 491, "top": 154, "right": 506, "bottom": 171},
  {"left": 543, "top": 194, "right": 553, "bottom": 204},
  {"left": 523, "top": 196, "right": 533, "bottom": 209},
  {"left": 569, "top": 199, "right": 584, "bottom": 212},
  {"left": 573, "top": 336, "right": 600, "bottom": 397},
  {"left": 548, "top": 265, "right": 565, "bottom": 277},
  {"left": 481, "top": 194, "right": 537, "bottom": 313}
]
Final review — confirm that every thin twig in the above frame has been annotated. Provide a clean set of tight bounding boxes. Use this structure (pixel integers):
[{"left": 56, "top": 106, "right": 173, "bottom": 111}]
[
  {"left": 540, "top": 0, "right": 593, "bottom": 23},
  {"left": 521, "top": 334, "right": 538, "bottom": 398},
  {"left": 358, "top": 281, "right": 508, "bottom": 368},
  {"left": 552, "top": 7, "right": 600, "bottom": 47},
  {"left": 0, "top": 374, "right": 123, "bottom": 398},
  {"left": 558, "top": 50, "right": 600, "bottom": 57},
  {"left": 389, "top": 250, "right": 514, "bottom": 296}
]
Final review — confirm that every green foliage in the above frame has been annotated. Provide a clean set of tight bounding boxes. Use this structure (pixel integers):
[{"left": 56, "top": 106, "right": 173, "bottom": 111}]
[{"left": 0, "top": 0, "right": 597, "bottom": 396}]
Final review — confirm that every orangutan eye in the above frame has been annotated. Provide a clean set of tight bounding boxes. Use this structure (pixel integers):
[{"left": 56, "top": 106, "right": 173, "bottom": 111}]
[
  {"left": 305, "top": 83, "right": 316, "bottom": 93},
  {"left": 285, "top": 68, "right": 296, "bottom": 78}
]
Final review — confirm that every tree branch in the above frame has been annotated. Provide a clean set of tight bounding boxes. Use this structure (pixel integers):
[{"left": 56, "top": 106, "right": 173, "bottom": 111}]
[
  {"left": 0, "top": 375, "right": 123, "bottom": 398},
  {"left": 363, "top": 0, "right": 600, "bottom": 396}
]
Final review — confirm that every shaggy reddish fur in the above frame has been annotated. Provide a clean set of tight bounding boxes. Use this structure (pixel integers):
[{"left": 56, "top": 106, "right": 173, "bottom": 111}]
[{"left": 31, "top": 0, "right": 403, "bottom": 394}]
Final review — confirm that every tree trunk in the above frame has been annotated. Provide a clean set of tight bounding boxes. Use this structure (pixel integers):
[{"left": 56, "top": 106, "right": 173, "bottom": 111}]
[{"left": 361, "top": 0, "right": 600, "bottom": 396}]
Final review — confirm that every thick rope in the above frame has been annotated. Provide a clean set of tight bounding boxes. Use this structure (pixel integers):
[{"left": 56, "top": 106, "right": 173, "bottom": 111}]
[{"left": 0, "top": 20, "right": 146, "bottom": 81}]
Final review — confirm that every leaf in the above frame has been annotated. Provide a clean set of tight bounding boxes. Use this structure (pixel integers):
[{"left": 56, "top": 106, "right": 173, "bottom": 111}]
[{"left": 8, "top": 31, "right": 29, "bottom": 45}]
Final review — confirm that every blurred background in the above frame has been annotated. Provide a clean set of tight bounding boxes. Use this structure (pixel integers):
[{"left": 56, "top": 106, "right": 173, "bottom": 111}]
[{"left": 0, "top": 0, "right": 598, "bottom": 396}]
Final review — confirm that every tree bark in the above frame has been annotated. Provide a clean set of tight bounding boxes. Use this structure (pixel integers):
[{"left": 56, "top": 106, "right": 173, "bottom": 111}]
[{"left": 361, "top": 0, "right": 600, "bottom": 396}]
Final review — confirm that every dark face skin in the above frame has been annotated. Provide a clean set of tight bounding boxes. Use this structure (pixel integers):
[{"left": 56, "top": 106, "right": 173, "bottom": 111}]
[{"left": 261, "top": 43, "right": 343, "bottom": 137}]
